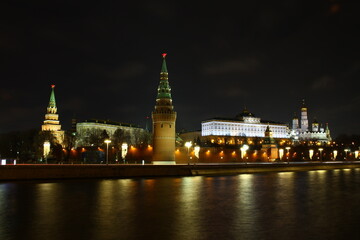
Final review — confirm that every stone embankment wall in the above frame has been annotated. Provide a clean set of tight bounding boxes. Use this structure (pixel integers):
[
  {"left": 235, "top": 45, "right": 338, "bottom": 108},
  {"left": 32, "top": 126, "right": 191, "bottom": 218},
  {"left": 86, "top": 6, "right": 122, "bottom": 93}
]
[{"left": 0, "top": 162, "right": 360, "bottom": 181}]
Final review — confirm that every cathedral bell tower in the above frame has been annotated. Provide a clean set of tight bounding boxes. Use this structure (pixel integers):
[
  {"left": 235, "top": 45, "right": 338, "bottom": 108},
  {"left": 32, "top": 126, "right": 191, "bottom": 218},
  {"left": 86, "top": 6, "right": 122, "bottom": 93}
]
[
  {"left": 300, "top": 99, "right": 309, "bottom": 132},
  {"left": 151, "top": 53, "right": 177, "bottom": 164}
]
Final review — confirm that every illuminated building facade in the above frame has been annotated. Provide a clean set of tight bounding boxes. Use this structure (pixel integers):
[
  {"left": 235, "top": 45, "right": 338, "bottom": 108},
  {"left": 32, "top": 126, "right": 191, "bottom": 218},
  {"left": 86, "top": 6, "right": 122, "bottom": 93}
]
[
  {"left": 290, "top": 100, "right": 331, "bottom": 143},
  {"left": 152, "top": 53, "right": 177, "bottom": 164},
  {"left": 75, "top": 119, "right": 147, "bottom": 147},
  {"left": 41, "top": 85, "right": 64, "bottom": 145},
  {"left": 201, "top": 108, "right": 289, "bottom": 144}
]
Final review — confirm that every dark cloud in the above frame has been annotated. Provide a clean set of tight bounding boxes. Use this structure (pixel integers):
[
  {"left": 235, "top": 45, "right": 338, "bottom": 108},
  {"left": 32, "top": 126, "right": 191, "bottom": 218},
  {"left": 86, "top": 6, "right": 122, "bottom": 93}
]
[
  {"left": 201, "top": 57, "right": 259, "bottom": 75},
  {"left": 0, "top": 0, "right": 359, "bottom": 137},
  {"left": 107, "top": 62, "right": 148, "bottom": 80},
  {"left": 311, "top": 76, "right": 334, "bottom": 90}
]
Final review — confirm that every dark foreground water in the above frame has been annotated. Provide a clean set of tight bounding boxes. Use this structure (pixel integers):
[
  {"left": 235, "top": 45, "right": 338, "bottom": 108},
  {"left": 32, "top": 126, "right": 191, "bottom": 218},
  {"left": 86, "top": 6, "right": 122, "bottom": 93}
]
[{"left": 1, "top": 169, "right": 360, "bottom": 240}]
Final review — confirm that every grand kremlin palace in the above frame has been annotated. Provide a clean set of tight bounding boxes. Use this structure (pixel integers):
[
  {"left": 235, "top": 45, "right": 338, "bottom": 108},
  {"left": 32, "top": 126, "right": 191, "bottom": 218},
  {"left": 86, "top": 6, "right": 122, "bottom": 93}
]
[{"left": 200, "top": 108, "right": 290, "bottom": 145}]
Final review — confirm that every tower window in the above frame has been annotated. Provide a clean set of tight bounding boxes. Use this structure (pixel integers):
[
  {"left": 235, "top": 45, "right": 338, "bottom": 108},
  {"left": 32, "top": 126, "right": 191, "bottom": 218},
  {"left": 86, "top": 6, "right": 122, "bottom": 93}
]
[
  {"left": 170, "top": 124, "right": 171, "bottom": 128},
  {"left": 161, "top": 124, "right": 163, "bottom": 128}
]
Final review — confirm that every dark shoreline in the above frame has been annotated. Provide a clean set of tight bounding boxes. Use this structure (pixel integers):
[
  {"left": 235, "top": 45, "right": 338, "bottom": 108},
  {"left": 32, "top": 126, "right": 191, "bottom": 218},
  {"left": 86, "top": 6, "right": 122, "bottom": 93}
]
[{"left": 1, "top": 162, "right": 360, "bottom": 181}]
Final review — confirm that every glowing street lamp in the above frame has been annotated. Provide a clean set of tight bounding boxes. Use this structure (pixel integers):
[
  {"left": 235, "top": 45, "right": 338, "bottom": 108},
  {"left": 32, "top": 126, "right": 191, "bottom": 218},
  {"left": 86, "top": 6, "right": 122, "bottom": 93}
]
[
  {"left": 344, "top": 148, "right": 350, "bottom": 161},
  {"left": 279, "top": 149, "right": 284, "bottom": 161},
  {"left": 240, "top": 144, "right": 249, "bottom": 161},
  {"left": 194, "top": 145, "right": 200, "bottom": 163},
  {"left": 333, "top": 150, "right": 338, "bottom": 160},
  {"left": 121, "top": 143, "right": 128, "bottom": 164},
  {"left": 43, "top": 141, "right": 50, "bottom": 164},
  {"left": 309, "top": 149, "right": 314, "bottom": 160},
  {"left": 355, "top": 150, "right": 359, "bottom": 159},
  {"left": 104, "top": 139, "right": 111, "bottom": 165},
  {"left": 185, "top": 141, "right": 192, "bottom": 163},
  {"left": 318, "top": 148, "right": 323, "bottom": 162},
  {"left": 285, "top": 147, "right": 291, "bottom": 163}
]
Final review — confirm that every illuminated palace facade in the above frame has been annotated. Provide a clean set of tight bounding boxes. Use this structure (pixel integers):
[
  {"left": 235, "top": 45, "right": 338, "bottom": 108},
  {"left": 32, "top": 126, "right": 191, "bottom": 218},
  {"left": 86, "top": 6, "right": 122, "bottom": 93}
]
[
  {"left": 201, "top": 108, "right": 290, "bottom": 145},
  {"left": 198, "top": 101, "right": 332, "bottom": 146}
]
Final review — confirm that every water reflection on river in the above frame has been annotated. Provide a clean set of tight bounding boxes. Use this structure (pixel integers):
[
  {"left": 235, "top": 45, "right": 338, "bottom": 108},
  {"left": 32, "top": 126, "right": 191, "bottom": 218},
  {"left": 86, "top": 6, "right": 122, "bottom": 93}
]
[{"left": 1, "top": 169, "right": 360, "bottom": 240}]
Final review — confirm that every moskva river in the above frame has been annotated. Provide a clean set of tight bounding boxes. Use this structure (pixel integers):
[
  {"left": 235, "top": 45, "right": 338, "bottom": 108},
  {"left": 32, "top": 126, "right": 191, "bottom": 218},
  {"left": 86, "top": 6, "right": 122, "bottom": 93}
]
[{"left": 1, "top": 169, "right": 360, "bottom": 240}]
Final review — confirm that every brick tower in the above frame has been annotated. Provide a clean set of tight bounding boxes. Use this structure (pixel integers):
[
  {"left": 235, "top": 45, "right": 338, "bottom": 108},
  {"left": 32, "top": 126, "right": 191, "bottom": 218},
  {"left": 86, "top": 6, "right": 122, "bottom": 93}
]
[
  {"left": 151, "top": 53, "right": 177, "bottom": 164},
  {"left": 41, "top": 85, "right": 64, "bottom": 145}
]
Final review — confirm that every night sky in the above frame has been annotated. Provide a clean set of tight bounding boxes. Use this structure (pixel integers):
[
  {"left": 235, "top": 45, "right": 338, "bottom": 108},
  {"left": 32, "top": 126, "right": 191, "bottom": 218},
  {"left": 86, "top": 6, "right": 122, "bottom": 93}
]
[{"left": 1, "top": 0, "right": 359, "bottom": 137}]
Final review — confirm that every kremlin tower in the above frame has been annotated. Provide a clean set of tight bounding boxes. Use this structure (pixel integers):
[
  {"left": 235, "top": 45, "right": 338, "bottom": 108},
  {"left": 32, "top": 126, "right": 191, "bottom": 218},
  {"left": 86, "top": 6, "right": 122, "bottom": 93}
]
[
  {"left": 151, "top": 53, "right": 177, "bottom": 164},
  {"left": 261, "top": 125, "right": 279, "bottom": 161},
  {"left": 41, "top": 85, "right": 64, "bottom": 145}
]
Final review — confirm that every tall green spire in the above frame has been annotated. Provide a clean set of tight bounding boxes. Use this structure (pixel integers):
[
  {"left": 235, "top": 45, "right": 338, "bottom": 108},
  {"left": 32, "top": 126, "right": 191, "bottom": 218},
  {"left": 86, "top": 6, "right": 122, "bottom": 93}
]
[
  {"left": 161, "top": 53, "right": 168, "bottom": 73},
  {"left": 49, "top": 84, "right": 56, "bottom": 108},
  {"left": 156, "top": 53, "right": 172, "bottom": 99}
]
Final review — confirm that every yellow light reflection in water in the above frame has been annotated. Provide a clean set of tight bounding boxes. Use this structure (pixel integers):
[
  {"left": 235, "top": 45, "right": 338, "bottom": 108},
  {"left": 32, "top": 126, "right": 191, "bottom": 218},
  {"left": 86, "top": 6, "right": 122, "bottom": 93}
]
[
  {"left": 94, "top": 179, "right": 136, "bottom": 240},
  {"left": 173, "top": 176, "right": 203, "bottom": 240},
  {"left": 234, "top": 174, "right": 257, "bottom": 235},
  {"left": 33, "top": 183, "right": 61, "bottom": 239},
  {"left": 275, "top": 172, "right": 295, "bottom": 211}
]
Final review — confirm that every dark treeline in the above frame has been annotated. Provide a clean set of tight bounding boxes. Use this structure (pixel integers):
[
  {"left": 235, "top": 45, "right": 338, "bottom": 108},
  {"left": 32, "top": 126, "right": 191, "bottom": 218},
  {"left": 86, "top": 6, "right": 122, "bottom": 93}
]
[
  {"left": 0, "top": 129, "right": 70, "bottom": 163},
  {"left": 0, "top": 129, "right": 39, "bottom": 162},
  {"left": 0, "top": 128, "right": 151, "bottom": 163}
]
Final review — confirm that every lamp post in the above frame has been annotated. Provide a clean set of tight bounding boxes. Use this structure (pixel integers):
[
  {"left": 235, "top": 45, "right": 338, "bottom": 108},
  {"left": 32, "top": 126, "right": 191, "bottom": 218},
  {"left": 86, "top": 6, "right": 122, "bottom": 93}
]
[
  {"left": 121, "top": 143, "right": 128, "bottom": 164},
  {"left": 285, "top": 147, "right": 291, "bottom": 164},
  {"left": 185, "top": 141, "right": 192, "bottom": 164},
  {"left": 240, "top": 144, "right": 249, "bottom": 162},
  {"left": 43, "top": 141, "right": 50, "bottom": 164},
  {"left": 333, "top": 150, "right": 338, "bottom": 161},
  {"left": 279, "top": 148, "right": 284, "bottom": 162},
  {"left": 104, "top": 139, "right": 111, "bottom": 165},
  {"left": 318, "top": 148, "right": 323, "bottom": 162},
  {"left": 309, "top": 149, "right": 314, "bottom": 161},
  {"left": 194, "top": 145, "right": 200, "bottom": 164},
  {"left": 344, "top": 148, "right": 350, "bottom": 161}
]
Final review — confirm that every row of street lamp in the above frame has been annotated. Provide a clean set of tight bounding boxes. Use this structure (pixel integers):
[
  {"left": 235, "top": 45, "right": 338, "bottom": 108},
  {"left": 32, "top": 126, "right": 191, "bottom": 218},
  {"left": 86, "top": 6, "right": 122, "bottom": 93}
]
[
  {"left": 184, "top": 143, "right": 360, "bottom": 162},
  {"left": 104, "top": 139, "right": 128, "bottom": 165},
  {"left": 43, "top": 140, "right": 359, "bottom": 164},
  {"left": 43, "top": 139, "right": 129, "bottom": 164}
]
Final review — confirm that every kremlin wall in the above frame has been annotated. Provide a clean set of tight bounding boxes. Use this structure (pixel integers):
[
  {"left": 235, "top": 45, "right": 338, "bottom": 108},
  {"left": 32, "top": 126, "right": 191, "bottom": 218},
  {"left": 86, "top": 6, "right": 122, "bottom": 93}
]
[{"left": 3, "top": 54, "right": 358, "bottom": 166}]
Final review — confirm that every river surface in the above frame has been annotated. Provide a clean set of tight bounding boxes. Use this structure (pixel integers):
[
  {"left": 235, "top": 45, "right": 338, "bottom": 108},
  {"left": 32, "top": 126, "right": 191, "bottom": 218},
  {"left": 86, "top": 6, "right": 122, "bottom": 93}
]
[{"left": 1, "top": 169, "right": 360, "bottom": 240}]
